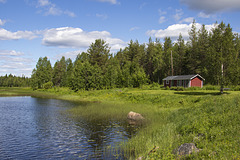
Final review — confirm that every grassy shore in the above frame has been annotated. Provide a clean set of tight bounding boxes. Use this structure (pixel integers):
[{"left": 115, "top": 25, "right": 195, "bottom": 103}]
[{"left": 0, "top": 87, "right": 239, "bottom": 159}]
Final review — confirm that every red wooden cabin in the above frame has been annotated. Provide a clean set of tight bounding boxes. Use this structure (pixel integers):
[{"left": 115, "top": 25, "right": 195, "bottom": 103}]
[{"left": 163, "top": 74, "right": 205, "bottom": 88}]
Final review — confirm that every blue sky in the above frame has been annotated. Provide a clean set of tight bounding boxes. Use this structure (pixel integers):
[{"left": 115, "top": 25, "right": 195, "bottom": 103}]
[{"left": 0, "top": 0, "right": 240, "bottom": 77}]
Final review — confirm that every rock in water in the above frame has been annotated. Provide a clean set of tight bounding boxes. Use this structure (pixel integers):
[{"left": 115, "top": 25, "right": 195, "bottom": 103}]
[
  {"left": 176, "top": 143, "right": 200, "bottom": 156},
  {"left": 127, "top": 111, "right": 144, "bottom": 121}
]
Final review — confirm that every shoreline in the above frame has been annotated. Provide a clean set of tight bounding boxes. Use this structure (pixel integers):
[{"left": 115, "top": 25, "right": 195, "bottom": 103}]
[{"left": 1, "top": 87, "right": 239, "bottom": 159}]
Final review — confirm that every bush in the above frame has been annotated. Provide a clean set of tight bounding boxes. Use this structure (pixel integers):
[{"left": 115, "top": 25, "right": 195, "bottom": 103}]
[
  {"left": 176, "top": 87, "right": 184, "bottom": 91},
  {"left": 185, "top": 87, "right": 199, "bottom": 91},
  {"left": 203, "top": 85, "right": 220, "bottom": 90},
  {"left": 232, "top": 86, "right": 240, "bottom": 91},
  {"left": 43, "top": 81, "right": 53, "bottom": 89},
  {"left": 169, "top": 87, "right": 184, "bottom": 91},
  {"left": 170, "top": 87, "right": 176, "bottom": 90}
]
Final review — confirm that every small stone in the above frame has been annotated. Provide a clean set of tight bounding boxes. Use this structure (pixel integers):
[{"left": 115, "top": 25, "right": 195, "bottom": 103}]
[
  {"left": 127, "top": 111, "right": 144, "bottom": 121},
  {"left": 176, "top": 143, "right": 200, "bottom": 156},
  {"left": 136, "top": 156, "right": 143, "bottom": 160}
]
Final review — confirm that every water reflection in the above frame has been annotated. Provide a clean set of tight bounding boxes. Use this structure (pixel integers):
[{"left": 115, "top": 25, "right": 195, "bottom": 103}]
[{"left": 0, "top": 97, "right": 139, "bottom": 160}]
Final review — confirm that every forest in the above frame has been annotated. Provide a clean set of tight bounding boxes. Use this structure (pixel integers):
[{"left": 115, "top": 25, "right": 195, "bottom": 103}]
[
  {"left": 1, "top": 21, "right": 240, "bottom": 90},
  {"left": 0, "top": 74, "right": 30, "bottom": 87}
]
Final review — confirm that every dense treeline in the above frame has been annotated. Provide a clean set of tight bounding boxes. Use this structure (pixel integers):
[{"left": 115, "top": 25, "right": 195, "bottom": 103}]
[
  {"left": 30, "top": 21, "right": 240, "bottom": 90},
  {"left": 0, "top": 74, "right": 31, "bottom": 87}
]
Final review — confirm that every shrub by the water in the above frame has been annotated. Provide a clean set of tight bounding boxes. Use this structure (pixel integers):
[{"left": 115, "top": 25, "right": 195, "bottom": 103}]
[{"left": 43, "top": 81, "right": 53, "bottom": 89}]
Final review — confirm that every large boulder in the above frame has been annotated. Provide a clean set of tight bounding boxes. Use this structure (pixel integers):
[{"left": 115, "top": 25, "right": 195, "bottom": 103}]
[
  {"left": 127, "top": 111, "right": 144, "bottom": 121},
  {"left": 175, "top": 143, "right": 200, "bottom": 156}
]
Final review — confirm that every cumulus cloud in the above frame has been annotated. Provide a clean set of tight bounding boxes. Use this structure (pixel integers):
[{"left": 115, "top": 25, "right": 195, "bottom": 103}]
[
  {"left": 146, "top": 23, "right": 216, "bottom": 40},
  {"left": 159, "top": 16, "right": 167, "bottom": 24},
  {"left": 56, "top": 50, "right": 84, "bottom": 60},
  {"left": 0, "top": 61, "right": 33, "bottom": 76},
  {"left": 38, "top": 0, "right": 50, "bottom": 6},
  {"left": 198, "top": 12, "right": 211, "bottom": 18},
  {"left": 174, "top": 9, "right": 184, "bottom": 21},
  {"left": 0, "top": 28, "right": 37, "bottom": 40},
  {"left": 129, "top": 27, "right": 140, "bottom": 32},
  {"left": 37, "top": 0, "right": 76, "bottom": 17},
  {"left": 0, "top": 50, "right": 34, "bottom": 77},
  {"left": 180, "top": 0, "right": 240, "bottom": 13},
  {"left": 0, "top": 50, "right": 24, "bottom": 56},
  {"left": 96, "top": 13, "right": 108, "bottom": 20},
  {"left": 139, "top": 2, "right": 147, "bottom": 10},
  {"left": 0, "top": 19, "right": 6, "bottom": 25},
  {"left": 42, "top": 27, "right": 127, "bottom": 51},
  {"left": 179, "top": 17, "right": 194, "bottom": 23},
  {"left": 158, "top": 9, "right": 167, "bottom": 16},
  {"left": 64, "top": 11, "right": 76, "bottom": 17},
  {"left": 95, "top": 0, "right": 119, "bottom": 4}
]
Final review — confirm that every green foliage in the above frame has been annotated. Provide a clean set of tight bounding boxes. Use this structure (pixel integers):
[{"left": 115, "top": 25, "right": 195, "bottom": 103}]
[
  {"left": 0, "top": 74, "right": 31, "bottom": 87},
  {"left": 32, "top": 57, "right": 52, "bottom": 89},
  {"left": 71, "top": 60, "right": 103, "bottom": 91},
  {"left": 52, "top": 56, "right": 67, "bottom": 87},
  {"left": 1, "top": 88, "right": 240, "bottom": 159},
  {"left": 232, "top": 85, "right": 240, "bottom": 91},
  {"left": 202, "top": 85, "right": 220, "bottom": 90},
  {"left": 29, "top": 21, "right": 240, "bottom": 91},
  {"left": 88, "top": 39, "right": 110, "bottom": 68},
  {"left": 141, "top": 82, "right": 162, "bottom": 90},
  {"left": 43, "top": 81, "right": 53, "bottom": 89}
]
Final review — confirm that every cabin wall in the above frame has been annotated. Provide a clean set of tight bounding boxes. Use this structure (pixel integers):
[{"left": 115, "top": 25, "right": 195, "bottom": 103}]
[
  {"left": 164, "top": 80, "right": 171, "bottom": 88},
  {"left": 191, "top": 77, "right": 202, "bottom": 88}
]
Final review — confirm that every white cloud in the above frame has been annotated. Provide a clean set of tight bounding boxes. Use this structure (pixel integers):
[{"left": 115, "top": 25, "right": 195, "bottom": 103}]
[
  {"left": 130, "top": 27, "right": 140, "bottom": 31},
  {"left": 0, "top": 19, "right": 6, "bottom": 25},
  {"left": 56, "top": 50, "right": 83, "bottom": 60},
  {"left": 179, "top": 17, "right": 194, "bottom": 23},
  {"left": 38, "top": 0, "right": 50, "bottom": 6},
  {"left": 64, "top": 10, "right": 76, "bottom": 17},
  {"left": 158, "top": 9, "right": 167, "bottom": 16},
  {"left": 42, "top": 27, "right": 127, "bottom": 51},
  {"left": 146, "top": 23, "right": 216, "bottom": 40},
  {"left": 0, "top": 0, "right": 6, "bottom": 3},
  {"left": 139, "top": 3, "right": 147, "bottom": 10},
  {"left": 96, "top": 13, "right": 108, "bottom": 20},
  {"left": 0, "top": 61, "right": 33, "bottom": 77},
  {"left": 0, "top": 50, "right": 34, "bottom": 77},
  {"left": 46, "top": 5, "right": 62, "bottom": 16},
  {"left": 159, "top": 16, "right": 166, "bottom": 24},
  {"left": 198, "top": 12, "right": 211, "bottom": 18},
  {"left": 0, "top": 28, "right": 37, "bottom": 40},
  {"left": 180, "top": 0, "right": 240, "bottom": 13},
  {"left": 174, "top": 9, "right": 184, "bottom": 21},
  {"left": 95, "top": 0, "right": 118, "bottom": 4},
  {"left": 0, "top": 50, "right": 24, "bottom": 56},
  {"left": 158, "top": 9, "right": 167, "bottom": 24},
  {"left": 37, "top": 0, "right": 76, "bottom": 17}
]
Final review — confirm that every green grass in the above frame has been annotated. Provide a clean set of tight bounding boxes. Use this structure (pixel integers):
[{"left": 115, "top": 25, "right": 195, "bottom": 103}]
[{"left": 0, "top": 87, "right": 239, "bottom": 159}]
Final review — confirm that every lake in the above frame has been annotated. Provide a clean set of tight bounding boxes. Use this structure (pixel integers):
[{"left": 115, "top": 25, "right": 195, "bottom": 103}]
[{"left": 0, "top": 96, "right": 137, "bottom": 159}]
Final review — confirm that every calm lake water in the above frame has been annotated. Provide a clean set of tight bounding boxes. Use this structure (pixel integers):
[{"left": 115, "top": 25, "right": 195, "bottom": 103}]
[{"left": 0, "top": 96, "right": 137, "bottom": 159}]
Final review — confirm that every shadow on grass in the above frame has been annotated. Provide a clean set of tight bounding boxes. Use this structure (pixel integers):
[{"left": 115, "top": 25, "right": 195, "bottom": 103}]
[{"left": 174, "top": 91, "right": 230, "bottom": 96}]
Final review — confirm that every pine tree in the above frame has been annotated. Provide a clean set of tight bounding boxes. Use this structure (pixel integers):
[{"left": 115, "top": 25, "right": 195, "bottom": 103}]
[
  {"left": 174, "top": 34, "right": 186, "bottom": 75},
  {"left": 197, "top": 24, "right": 209, "bottom": 77},
  {"left": 65, "top": 58, "right": 73, "bottom": 87},
  {"left": 53, "top": 56, "right": 67, "bottom": 87},
  {"left": 34, "top": 57, "right": 52, "bottom": 88},
  {"left": 88, "top": 39, "right": 110, "bottom": 69},
  {"left": 162, "top": 37, "right": 172, "bottom": 77}
]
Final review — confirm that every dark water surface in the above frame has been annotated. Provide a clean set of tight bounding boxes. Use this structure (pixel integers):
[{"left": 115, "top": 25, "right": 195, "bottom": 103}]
[{"left": 0, "top": 97, "right": 136, "bottom": 159}]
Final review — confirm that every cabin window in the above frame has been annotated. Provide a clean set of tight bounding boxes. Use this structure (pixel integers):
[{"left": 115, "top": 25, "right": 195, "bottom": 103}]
[
  {"left": 178, "top": 80, "right": 182, "bottom": 86},
  {"left": 166, "top": 80, "right": 169, "bottom": 84}
]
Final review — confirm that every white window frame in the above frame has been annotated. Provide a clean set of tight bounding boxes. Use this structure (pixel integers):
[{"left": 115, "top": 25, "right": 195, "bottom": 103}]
[{"left": 166, "top": 80, "right": 169, "bottom": 84}]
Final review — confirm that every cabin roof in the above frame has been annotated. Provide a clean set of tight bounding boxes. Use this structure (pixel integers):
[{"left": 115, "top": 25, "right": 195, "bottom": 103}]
[{"left": 163, "top": 74, "right": 205, "bottom": 81}]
